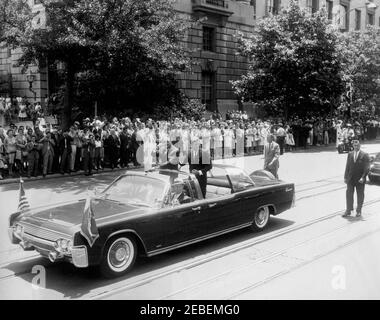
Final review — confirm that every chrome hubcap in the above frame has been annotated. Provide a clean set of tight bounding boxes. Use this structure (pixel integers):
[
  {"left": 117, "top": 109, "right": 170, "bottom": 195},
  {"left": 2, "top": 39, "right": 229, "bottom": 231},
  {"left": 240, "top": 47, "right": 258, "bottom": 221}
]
[
  {"left": 109, "top": 240, "right": 130, "bottom": 269},
  {"left": 255, "top": 207, "right": 269, "bottom": 227}
]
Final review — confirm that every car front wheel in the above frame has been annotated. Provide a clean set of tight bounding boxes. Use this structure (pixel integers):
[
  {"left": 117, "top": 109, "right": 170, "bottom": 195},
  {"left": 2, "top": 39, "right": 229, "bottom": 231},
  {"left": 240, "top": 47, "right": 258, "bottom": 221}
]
[
  {"left": 251, "top": 206, "right": 270, "bottom": 231},
  {"left": 100, "top": 236, "right": 137, "bottom": 278}
]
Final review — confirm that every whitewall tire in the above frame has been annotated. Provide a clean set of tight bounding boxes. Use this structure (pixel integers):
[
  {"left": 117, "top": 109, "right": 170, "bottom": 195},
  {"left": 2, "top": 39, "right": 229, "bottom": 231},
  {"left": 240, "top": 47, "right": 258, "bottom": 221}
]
[{"left": 100, "top": 236, "right": 137, "bottom": 278}]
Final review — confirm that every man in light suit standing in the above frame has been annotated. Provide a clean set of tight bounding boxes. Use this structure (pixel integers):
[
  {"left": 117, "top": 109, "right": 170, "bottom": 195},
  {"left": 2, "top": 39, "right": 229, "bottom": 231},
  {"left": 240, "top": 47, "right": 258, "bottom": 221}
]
[
  {"left": 264, "top": 134, "right": 280, "bottom": 179},
  {"left": 343, "top": 140, "right": 370, "bottom": 217}
]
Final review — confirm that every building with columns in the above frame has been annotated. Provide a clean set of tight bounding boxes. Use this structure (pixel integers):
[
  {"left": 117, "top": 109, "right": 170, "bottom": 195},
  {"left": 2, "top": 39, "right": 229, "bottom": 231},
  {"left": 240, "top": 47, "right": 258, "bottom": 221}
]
[{"left": 1, "top": 0, "right": 379, "bottom": 116}]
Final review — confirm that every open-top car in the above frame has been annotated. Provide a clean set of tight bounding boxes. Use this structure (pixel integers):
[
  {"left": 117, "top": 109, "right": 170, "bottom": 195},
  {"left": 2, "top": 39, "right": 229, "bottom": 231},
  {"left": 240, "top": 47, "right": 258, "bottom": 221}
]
[{"left": 9, "top": 165, "right": 295, "bottom": 278}]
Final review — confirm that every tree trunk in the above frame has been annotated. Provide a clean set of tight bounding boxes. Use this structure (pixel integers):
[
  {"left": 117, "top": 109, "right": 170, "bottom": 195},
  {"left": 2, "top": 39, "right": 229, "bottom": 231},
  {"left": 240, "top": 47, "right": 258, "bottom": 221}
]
[{"left": 62, "top": 61, "right": 74, "bottom": 130}]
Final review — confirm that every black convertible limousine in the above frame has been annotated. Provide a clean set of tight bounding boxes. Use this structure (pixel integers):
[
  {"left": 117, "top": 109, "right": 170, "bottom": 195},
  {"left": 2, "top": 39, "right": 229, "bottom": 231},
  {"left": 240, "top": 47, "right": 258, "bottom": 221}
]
[{"left": 9, "top": 164, "right": 295, "bottom": 277}]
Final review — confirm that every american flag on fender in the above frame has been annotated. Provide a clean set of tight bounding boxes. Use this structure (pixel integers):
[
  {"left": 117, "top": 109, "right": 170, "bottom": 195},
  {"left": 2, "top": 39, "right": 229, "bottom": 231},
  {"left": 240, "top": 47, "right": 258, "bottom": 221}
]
[
  {"left": 80, "top": 194, "right": 99, "bottom": 247},
  {"left": 9, "top": 178, "right": 31, "bottom": 226}
]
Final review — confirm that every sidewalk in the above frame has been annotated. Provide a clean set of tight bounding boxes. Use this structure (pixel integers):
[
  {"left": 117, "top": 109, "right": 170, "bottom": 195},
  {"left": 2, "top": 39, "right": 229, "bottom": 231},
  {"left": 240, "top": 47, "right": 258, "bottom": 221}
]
[{"left": 1, "top": 139, "right": 379, "bottom": 186}]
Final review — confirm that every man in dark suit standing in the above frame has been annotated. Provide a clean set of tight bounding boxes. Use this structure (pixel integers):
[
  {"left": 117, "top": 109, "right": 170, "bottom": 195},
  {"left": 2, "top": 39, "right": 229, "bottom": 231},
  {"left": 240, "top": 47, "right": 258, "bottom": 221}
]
[
  {"left": 343, "top": 140, "right": 370, "bottom": 217},
  {"left": 264, "top": 134, "right": 280, "bottom": 179},
  {"left": 186, "top": 145, "right": 212, "bottom": 199}
]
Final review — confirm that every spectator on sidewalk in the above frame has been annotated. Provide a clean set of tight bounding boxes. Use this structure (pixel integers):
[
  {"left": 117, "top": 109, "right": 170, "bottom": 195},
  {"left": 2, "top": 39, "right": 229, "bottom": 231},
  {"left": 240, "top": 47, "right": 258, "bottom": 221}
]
[
  {"left": 59, "top": 130, "right": 72, "bottom": 174},
  {"left": 26, "top": 135, "right": 40, "bottom": 178},
  {"left": 264, "top": 134, "right": 280, "bottom": 179},
  {"left": 40, "top": 130, "right": 55, "bottom": 178}
]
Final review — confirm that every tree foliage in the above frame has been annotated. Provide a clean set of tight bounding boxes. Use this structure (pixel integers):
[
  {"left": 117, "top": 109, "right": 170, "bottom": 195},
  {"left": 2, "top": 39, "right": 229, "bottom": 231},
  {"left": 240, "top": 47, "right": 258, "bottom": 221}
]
[
  {"left": 232, "top": 0, "right": 345, "bottom": 118},
  {"left": 339, "top": 26, "right": 380, "bottom": 115},
  {"left": 1, "top": 0, "right": 195, "bottom": 128}
]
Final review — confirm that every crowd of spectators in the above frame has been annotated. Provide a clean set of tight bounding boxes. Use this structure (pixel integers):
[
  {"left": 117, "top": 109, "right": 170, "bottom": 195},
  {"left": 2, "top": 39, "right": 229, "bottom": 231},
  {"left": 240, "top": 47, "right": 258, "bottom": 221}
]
[
  {"left": 0, "top": 110, "right": 379, "bottom": 180},
  {"left": 0, "top": 96, "right": 44, "bottom": 126}
]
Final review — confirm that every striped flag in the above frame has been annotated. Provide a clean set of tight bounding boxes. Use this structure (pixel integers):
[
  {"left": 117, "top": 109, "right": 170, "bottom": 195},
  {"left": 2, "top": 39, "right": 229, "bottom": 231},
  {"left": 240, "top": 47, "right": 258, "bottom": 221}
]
[
  {"left": 80, "top": 195, "right": 99, "bottom": 247},
  {"left": 9, "top": 178, "right": 31, "bottom": 226}
]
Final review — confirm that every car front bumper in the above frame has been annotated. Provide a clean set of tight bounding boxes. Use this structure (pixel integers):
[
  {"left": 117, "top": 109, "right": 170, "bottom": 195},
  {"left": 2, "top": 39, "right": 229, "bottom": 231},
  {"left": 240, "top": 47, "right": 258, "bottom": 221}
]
[{"left": 8, "top": 227, "right": 88, "bottom": 268}]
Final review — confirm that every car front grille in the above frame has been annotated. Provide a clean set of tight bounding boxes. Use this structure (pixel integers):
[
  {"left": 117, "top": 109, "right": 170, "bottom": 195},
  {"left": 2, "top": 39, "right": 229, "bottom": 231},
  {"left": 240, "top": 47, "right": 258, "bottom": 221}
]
[{"left": 21, "top": 223, "right": 70, "bottom": 242}]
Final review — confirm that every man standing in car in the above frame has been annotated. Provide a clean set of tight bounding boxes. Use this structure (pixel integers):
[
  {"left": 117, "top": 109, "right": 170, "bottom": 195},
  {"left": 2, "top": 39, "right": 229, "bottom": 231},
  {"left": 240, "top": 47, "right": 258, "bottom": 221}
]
[
  {"left": 187, "top": 144, "right": 212, "bottom": 199},
  {"left": 343, "top": 140, "right": 370, "bottom": 218}
]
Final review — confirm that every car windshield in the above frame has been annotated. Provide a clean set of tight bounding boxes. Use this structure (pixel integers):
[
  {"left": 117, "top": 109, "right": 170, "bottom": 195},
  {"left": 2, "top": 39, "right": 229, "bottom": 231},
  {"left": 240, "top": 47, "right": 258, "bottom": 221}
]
[
  {"left": 102, "top": 175, "right": 167, "bottom": 207},
  {"left": 225, "top": 167, "right": 255, "bottom": 190}
]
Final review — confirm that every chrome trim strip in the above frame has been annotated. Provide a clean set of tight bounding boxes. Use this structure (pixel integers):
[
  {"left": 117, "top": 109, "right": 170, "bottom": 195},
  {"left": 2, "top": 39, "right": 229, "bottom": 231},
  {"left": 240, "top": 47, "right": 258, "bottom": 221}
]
[
  {"left": 146, "top": 222, "right": 252, "bottom": 257},
  {"left": 22, "top": 233, "right": 56, "bottom": 246}
]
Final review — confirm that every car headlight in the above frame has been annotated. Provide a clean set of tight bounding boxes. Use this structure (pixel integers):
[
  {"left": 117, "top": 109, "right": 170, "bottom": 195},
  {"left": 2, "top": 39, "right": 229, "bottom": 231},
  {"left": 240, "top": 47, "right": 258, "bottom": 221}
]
[
  {"left": 15, "top": 225, "right": 23, "bottom": 235},
  {"left": 54, "top": 239, "right": 72, "bottom": 253}
]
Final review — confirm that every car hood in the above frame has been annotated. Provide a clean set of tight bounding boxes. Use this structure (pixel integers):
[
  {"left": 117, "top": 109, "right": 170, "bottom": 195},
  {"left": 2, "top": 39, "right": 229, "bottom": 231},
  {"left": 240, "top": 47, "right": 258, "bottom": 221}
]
[{"left": 17, "top": 198, "right": 149, "bottom": 234}]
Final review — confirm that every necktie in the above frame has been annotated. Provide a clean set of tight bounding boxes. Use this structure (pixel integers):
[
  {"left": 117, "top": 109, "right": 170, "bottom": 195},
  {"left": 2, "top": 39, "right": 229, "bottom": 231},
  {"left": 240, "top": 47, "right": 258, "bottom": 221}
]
[{"left": 354, "top": 151, "right": 358, "bottom": 162}]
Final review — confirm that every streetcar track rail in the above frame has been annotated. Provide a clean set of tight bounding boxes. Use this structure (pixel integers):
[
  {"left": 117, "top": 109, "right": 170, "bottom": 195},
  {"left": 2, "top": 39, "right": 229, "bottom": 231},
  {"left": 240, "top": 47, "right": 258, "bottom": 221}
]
[
  {"left": 158, "top": 208, "right": 379, "bottom": 300},
  {"left": 88, "top": 196, "right": 380, "bottom": 300},
  {"left": 227, "top": 227, "right": 380, "bottom": 300},
  {"left": 1, "top": 185, "right": 379, "bottom": 296},
  {"left": 0, "top": 177, "right": 350, "bottom": 272}
]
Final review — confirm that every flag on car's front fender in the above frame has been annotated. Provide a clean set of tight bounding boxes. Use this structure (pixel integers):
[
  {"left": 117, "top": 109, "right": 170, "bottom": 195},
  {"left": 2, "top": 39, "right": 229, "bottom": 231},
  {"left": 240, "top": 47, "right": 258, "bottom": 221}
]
[
  {"left": 80, "top": 195, "right": 99, "bottom": 247},
  {"left": 9, "top": 178, "right": 31, "bottom": 226}
]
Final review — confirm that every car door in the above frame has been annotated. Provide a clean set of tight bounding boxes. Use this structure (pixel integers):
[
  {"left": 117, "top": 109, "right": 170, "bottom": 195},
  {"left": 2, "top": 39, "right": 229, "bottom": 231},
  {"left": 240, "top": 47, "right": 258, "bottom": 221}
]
[
  {"left": 196, "top": 194, "right": 243, "bottom": 236},
  {"left": 140, "top": 180, "right": 204, "bottom": 252}
]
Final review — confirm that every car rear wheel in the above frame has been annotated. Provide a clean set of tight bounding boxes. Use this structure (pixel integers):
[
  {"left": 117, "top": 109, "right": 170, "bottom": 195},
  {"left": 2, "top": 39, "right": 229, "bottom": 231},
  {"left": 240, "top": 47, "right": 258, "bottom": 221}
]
[
  {"left": 251, "top": 206, "right": 270, "bottom": 231},
  {"left": 100, "top": 236, "right": 137, "bottom": 278}
]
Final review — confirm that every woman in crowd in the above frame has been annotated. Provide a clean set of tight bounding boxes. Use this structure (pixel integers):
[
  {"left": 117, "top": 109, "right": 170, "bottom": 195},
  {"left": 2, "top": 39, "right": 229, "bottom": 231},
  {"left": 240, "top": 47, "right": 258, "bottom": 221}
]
[{"left": 4, "top": 129, "right": 17, "bottom": 177}]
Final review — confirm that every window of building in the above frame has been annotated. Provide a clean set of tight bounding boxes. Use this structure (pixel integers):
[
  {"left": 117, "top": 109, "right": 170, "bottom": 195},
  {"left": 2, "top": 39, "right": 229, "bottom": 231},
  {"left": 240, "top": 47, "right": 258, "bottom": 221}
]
[
  {"left": 203, "top": 26, "right": 216, "bottom": 52},
  {"left": 250, "top": 0, "right": 256, "bottom": 19},
  {"left": 367, "top": 13, "right": 374, "bottom": 25},
  {"left": 266, "top": 0, "right": 280, "bottom": 15},
  {"left": 201, "top": 72, "right": 215, "bottom": 111},
  {"left": 306, "top": 0, "right": 319, "bottom": 14},
  {"left": 326, "top": 0, "right": 333, "bottom": 20},
  {"left": 355, "top": 10, "right": 361, "bottom": 30},
  {"left": 339, "top": 4, "right": 348, "bottom": 31}
]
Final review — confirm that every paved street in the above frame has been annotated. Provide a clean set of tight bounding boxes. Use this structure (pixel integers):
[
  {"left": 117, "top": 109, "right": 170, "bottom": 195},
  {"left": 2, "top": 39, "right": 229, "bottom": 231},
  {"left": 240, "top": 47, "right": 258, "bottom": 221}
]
[{"left": 0, "top": 142, "right": 380, "bottom": 299}]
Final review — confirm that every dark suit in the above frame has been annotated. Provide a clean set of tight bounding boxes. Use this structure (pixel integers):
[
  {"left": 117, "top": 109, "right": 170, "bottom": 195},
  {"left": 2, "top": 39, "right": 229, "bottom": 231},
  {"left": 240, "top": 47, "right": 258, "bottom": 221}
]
[
  {"left": 344, "top": 150, "right": 370, "bottom": 213},
  {"left": 58, "top": 135, "right": 73, "bottom": 173},
  {"left": 40, "top": 136, "right": 55, "bottom": 176},
  {"left": 188, "top": 154, "right": 212, "bottom": 199}
]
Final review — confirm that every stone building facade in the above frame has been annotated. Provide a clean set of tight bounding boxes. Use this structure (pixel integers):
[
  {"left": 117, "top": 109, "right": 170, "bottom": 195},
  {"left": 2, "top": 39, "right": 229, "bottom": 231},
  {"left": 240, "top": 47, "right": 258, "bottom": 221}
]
[
  {"left": 173, "top": 0, "right": 258, "bottom": 116},
  {"left": 0, "top": 0, "right": 48, "bottom": 105},
  {"left": 1, "top": 0, "right": 379, "bottom": 116},
  {"left": 173, "top": 0, "right": 380, "bottom": 116}
]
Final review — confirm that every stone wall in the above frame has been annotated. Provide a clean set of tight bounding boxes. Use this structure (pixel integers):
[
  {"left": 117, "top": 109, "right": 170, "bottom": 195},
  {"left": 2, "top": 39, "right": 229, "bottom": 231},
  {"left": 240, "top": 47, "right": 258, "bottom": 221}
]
[{"left": 174, "top": 0, "right": 256, "bottom": 116}]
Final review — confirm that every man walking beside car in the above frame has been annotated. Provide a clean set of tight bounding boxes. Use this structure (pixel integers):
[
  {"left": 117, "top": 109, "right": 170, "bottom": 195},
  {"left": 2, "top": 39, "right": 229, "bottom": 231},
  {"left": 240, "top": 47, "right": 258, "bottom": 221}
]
[
  {"left": 343, "top": 140, "right": 370, "bottom": 218},
  {"left": 264, "top": 134, "right": 280, "bottom": 179}
]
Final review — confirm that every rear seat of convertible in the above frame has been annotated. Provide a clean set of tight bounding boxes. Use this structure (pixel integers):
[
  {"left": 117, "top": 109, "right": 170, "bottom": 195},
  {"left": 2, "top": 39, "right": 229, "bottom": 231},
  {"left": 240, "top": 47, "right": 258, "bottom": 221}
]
[{"left": 206, "top": 185, "right": 232, "bottom": 199}]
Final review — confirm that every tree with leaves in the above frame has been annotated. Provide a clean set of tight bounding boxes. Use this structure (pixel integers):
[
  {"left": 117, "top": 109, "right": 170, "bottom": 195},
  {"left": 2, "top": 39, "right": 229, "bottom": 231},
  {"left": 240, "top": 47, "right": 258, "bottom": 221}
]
[
  {"left": 232, "top": 0, "right": 345, "bottom": 119},
  {"left": 339, "top": 26, "right": 380, "bottom": 117},
  {"left": 1, "top": 0, "right": 194, "bottom": 129}
]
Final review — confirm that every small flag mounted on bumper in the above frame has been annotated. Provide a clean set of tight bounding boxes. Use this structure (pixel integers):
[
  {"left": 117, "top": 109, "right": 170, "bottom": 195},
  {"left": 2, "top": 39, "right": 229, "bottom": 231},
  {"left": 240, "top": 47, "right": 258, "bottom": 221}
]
[
  {"left": 80, "top": 195, "right": 99, "bottom": 247},
  {"left": 9, "top": 178, "right": 31, "bottom": 226}
]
